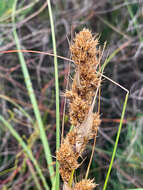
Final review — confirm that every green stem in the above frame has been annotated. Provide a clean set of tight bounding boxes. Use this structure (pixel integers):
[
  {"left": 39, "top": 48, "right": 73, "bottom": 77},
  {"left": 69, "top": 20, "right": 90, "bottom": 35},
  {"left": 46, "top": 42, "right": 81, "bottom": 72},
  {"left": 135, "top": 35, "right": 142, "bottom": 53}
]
[
  {"left": 103, "top": 92, "right": 129, "bottom": 190},
  {"left": 0, "top": 116, "right": 49, "bottom": 190},
  {"left": 12, "top": 0, "right": 55, "bottom": 185},
  {"left": 46, "top": 0, "right": 60, "bottom": 189}
]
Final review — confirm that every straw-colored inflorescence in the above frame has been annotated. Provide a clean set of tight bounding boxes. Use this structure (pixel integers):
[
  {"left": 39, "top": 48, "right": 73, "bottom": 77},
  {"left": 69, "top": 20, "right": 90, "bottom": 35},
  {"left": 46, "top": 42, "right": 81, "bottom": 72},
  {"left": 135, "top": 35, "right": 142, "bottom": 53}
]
[
  {"left": 56, "top": 28, "right": 102, "bottom": 189},
  {"left": 63, "top": 179, "right": 96, "bottom": 190}
]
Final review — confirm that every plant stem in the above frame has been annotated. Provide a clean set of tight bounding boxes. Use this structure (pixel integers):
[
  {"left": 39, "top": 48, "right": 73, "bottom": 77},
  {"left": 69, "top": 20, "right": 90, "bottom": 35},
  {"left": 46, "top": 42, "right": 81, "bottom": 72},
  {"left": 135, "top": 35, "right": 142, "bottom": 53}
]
[
  {"left": 12, "top": 0, "right": 55, "bottom": 185},
  {"left": 103, "top": 92, "right": 129, "bottom": 190},
  {"left": 46, "top": 0, "right": 60, "bottom": 189},
  {"left": 0, "top": 116, "right": 49, "bottom": 190}
]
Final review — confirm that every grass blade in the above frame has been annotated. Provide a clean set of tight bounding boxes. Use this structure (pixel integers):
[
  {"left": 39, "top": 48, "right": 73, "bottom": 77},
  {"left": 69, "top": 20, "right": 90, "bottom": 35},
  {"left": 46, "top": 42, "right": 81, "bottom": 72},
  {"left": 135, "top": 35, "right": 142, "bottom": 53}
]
[
  {"left": 103, "top": 92, "right": 129, "bottom": 190},
  {"left": 46, "top": 0, "right": 60, "bottom": 189},
  {"left": 26, "top": 159, "right": 42, "bottom": 190},
  {"left": 0, "top": 115, "right": 49, "bottom": 190},
  {"left": 12, "top": 0, "right": 55, "bottom": 185}
]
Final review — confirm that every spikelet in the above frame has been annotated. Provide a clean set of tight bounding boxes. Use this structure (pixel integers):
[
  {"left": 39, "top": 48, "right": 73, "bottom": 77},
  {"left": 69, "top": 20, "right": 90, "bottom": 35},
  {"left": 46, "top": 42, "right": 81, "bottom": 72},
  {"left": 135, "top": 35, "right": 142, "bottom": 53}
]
[
  {"left": 63, "top": 179, "right": 96, "bottom": 190},
  {"left": 56, "top": 130, "right": 79, "bottom": 182},
  {"left": 66, "top": 28, "right": 101, "bottom": 127},
  {"left": 73, "top": 179, "right": 96, "bottom": 190},
  {"left": 57, "top": 28, "right": 102, "bottom": 185}
]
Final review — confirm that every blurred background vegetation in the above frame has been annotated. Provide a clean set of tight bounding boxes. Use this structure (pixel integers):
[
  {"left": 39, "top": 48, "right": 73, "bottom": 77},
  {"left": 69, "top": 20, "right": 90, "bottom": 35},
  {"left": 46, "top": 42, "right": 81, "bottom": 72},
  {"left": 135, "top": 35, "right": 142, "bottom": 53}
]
[{"left": 0, "top": 0, "right": 143, "bottom": 189}]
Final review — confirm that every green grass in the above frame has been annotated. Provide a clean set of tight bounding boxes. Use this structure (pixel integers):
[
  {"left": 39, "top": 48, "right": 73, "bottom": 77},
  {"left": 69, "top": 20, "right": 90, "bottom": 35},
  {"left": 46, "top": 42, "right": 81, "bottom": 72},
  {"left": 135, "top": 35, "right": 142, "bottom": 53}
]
[
  {"left": 1, "top": 1, "right": 141, "bottom": 189},
  {"left": 12, "top": 0, "right": 54, "bottom": 187},
  {"left": 8, "top": 0, "right": 60, "bottom": 188},
  {"left": 103, "top": 92, "right": 129, "bottom": 190},
  {"left": 46, "top": 0, "right": 60, "bottom": 189},
  {"left": 100, "top": 47, "right": 129, "bottom": 190},
  {"left": 0, "top": 116, "right": 49, "bottom": 190},
  {"left": 0, "top": 0, "right": 60, "bottom": 187}
]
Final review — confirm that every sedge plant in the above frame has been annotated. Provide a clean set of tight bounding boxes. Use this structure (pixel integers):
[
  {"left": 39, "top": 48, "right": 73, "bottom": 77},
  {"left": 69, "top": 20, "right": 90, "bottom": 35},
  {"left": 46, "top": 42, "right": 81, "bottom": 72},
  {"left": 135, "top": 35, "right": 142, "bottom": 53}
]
[
  {"left": 0, "top": 29, "right": 129, "bottom": 189},
  {"left": 0, "top": 3, "right": 129, "bottom": 189}
]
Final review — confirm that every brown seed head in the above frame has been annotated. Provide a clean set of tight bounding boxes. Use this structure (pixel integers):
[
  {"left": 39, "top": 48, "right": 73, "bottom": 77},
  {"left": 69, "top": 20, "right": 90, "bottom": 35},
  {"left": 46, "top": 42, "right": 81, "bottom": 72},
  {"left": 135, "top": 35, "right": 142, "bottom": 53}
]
[
  {"left": 73, "top": 179, "right": 96, "bottom": 190},
  {"left": 56, "top": 135, "right": 79, "bottom": 182},
  {"left": 68, "top": 28, "right": 101, "bottom": 126},
  {"left": 57, "top": 28, "right": 102, "bottom": 184},
  {"left": 70, "top": 28, "right": 99, "bottom": 65}
]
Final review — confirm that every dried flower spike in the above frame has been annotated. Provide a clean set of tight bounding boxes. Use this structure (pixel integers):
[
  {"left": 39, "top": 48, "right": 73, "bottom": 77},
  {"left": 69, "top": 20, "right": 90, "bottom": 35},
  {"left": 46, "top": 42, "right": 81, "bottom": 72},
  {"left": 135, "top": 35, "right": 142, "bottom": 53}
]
[
  {"left": 57, "top": 28, "right": 102, "bottom": 187},
  {"left": 73, "top": 179, "right": 96, "bottom": 190},
  {"left": 67, "top": 28, "right": 101, "bottom": 127},
  {"left": 63, "top": 179, "right": 96, "bottom": 190}
]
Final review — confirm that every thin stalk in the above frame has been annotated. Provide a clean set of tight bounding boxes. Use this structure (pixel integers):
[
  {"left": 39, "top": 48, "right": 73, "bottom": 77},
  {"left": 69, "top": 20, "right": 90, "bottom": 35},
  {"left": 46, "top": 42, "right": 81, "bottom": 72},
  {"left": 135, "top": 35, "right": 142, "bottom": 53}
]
[
  {"left": 103, "top": 92, "right": 129, "bottom": 190},
  {"left": 0, "top": 115, "right": 49, "bottom": 190},
  {"left": 46, "top": 0, "right": 60, "bottom": 189},
  {"left": 12, "top": 0, "right": 54, "bottom": 185},
  {"left": 101, "top": 47, "right": 123, "bottom": 72},
  {"left": 26, "top": 159, "right": 42, "bottom": 190},
  {"left": 101, "top": 39, "right": 132, "bottom": 73},
  {"left": 69, "top": 169, "right": 75, "bottom": 187},
  {"left": 85, "top": 137, "right": 96, "bottom": 179},
  {"left": 100, "top": 46, "right": 129, "bottom": 189},
  {"left": 0, "top": 49, "right": 73, "bottom": 63}
]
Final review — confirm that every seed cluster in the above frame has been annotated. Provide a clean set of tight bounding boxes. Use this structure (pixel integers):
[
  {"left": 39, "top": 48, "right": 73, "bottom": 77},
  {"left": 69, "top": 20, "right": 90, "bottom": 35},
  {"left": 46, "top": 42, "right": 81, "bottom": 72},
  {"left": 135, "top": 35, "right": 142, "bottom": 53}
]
[
  {"left": 63, "top": 179, "right": 96, "bottom": 190},
  {"left": 56, "top": 28, "right": 102, "bottom": 189},
  {"left": 68, "top": 29, "right": 101, "bottom": 127}
]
